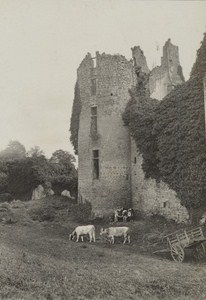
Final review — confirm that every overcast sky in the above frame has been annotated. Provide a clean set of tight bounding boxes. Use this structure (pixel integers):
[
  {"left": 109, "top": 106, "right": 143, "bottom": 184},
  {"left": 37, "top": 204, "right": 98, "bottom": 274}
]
[{"left": 0, "top": 0, "right": 205, "bottom": 158}]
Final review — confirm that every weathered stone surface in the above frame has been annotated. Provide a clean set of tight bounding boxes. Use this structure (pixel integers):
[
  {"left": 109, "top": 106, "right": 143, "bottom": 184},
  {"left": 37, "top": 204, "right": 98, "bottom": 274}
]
[
  {"left": 77, "top": 52, "right": 135, "bottom": 216},
  {"left": 47, "top": 188, "right": 55, "bottom": 196},
  {"left": 132, "top": 46, "right": 150, "bottom": 74},
  {"left": 130, "top": 139, "right": 189, "bottom": 223},
  {"left": 61, "top": 190, "right": 73, "bottom": 198},
  {"left": 31, "top": 185, "right": 46, "bottom": 201},
  {"left": 149, "top": 39, "right": 184, "bottom": 100}
]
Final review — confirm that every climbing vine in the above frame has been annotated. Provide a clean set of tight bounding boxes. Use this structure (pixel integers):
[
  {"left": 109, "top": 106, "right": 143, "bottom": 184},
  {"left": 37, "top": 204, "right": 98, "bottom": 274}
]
[
  {"left": 123, "top": 33, "right": 206, "bottom": 210},
  {"left": 70, "top": 81, "right": 81, "bottom": 155}
]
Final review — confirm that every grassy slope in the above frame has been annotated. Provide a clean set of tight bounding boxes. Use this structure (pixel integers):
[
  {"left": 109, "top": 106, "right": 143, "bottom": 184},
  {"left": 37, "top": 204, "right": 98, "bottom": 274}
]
[{"left": 0, "top": 197, "right": 206, "bottom": 300}]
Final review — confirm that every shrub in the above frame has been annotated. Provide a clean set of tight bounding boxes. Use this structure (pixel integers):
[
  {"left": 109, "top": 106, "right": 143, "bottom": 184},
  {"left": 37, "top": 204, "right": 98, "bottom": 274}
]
[{"left": 71, "top": 201, "right": 92, "bottom": 223}]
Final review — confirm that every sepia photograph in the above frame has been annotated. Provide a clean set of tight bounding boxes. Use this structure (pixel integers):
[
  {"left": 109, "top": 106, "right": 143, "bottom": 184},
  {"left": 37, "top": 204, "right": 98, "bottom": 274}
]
[{"left": 0, "top": 0, "right": 206, "bottom": 299}]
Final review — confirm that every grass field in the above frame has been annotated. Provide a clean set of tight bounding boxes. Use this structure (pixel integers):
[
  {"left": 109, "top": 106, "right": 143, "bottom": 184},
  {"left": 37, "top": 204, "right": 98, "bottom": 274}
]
[{"left": 0, "top": 197, "right": 206, "bottom": 300}]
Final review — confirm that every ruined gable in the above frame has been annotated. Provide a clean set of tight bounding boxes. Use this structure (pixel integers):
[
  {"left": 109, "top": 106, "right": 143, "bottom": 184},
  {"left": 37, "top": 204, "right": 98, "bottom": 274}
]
[{"left": 149, "top": 39, "right": 184, "bottom": 100}]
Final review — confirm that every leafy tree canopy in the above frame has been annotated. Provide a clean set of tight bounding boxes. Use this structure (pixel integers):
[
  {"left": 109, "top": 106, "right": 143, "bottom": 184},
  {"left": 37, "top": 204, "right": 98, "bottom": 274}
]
[
  {"left": 0, "top": 140, "right": 26, "bottom": 160},
  {"left": 0, "top": 142, "right": 78, "bottom": 199},
  {"left": 27, "top": 146, "right": 45, "bottom": 158}
]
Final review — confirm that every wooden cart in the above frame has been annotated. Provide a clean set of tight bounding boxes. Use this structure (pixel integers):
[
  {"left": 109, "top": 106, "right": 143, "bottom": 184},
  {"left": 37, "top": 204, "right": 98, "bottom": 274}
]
[{"left": 153, "top": 226, "right": 206, "bottom": 262}]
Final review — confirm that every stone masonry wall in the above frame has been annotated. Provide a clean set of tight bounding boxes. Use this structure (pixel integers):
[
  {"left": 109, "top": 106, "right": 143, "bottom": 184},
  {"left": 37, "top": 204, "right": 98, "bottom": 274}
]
[
  {"left": 131, "top": 139, "right": 189, "bottom": 223},
  {"left": 149, "top": 39, "right": 184, "bottom": 100},
  {"left": 131, "top": 40, "right": 188, "bottom": 223},
  {"left": 77, "top": 52, "right": 135, "bottom": 216},
  {"left": 76, "top": 40, "right": 189, "bottom": 222}
]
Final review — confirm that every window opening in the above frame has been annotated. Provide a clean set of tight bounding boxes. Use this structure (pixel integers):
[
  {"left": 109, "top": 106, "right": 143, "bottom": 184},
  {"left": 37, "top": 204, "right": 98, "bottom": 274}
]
[
  {"left": 91, "top": 78, "right": 96, "bottom": 95},
  {"left": 91, "top": 106, "right": 97, "bottom": 134},
  {"left": 92, "top": 57, "right": 96, "bottom": 68},
  {"left": 93, "top": 150, "right": 99, "bottom": 179}
]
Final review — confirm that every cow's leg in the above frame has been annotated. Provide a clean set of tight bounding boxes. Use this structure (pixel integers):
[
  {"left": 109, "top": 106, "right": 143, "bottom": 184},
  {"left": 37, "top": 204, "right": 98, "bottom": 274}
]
[
  {"left": 93, "top": 232, "right": 95, "bottom": 242},
  {"left": 89, "top": 233, "right": 92, "bottom": 242},
  {"left": 81, "top": 236, "right": 84, "bottom": 242},
  {"left": 128, "top": 235, "right": 131, "bottom": 244},
  {"left": 76, "top": 234, "right": 79, "bottom": 242}
]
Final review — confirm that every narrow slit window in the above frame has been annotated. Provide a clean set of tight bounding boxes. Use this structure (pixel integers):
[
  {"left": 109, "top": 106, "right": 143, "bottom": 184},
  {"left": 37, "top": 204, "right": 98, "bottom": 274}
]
[
  {"left": 93, "top": 150, "right": 99, "bottom": 179},
  {"left": 91, "top": 106, "right": 97, "bottom": 134},
  {"left": 91, "top": 78, "right": 96, "bottom": 95},
  {"left": 92, "top": 57, "right": 96, "bottom": 68},
  {"left": 134, "top": 157, "right": 137, "bottom": 164}
]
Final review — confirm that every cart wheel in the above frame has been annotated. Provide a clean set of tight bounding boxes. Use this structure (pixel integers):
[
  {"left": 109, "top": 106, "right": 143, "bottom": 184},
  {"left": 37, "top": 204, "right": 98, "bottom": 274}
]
[
  {"left": 193, "top": 243, "right": 206, "bottom": 260},
  {"left": 171, "top": 244, "right": 185, "bottom": 262}
]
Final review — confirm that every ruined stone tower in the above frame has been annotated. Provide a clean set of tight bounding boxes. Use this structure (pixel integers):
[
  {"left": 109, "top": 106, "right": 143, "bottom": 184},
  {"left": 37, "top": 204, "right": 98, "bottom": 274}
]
[
  {"left": 76, "top": 40, "right": 186, "bottom": 219},
  {"left": 77, "top": 52, "right": 135, "bottom": 216},
  {"left": 149, "top": 39, "right": 184, "bottom": 100}
]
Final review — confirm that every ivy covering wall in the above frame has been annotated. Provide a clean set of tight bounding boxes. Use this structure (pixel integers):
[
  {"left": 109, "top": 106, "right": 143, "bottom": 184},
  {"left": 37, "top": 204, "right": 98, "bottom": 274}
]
[
  {"left": 70, "top": 81, "right": 81, "bottom": 155},
  {"left": 123, "top": 33, "right": 206, "bottom": 210}
]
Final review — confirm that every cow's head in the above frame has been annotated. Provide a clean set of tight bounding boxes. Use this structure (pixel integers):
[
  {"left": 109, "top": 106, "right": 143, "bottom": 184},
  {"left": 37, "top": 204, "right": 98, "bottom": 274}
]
[
  {"left": 69, "top": 232, "right": 76, "bottom": 240},
  {"left": 100, "top": 228, "right": 108, "bottom": 235}
]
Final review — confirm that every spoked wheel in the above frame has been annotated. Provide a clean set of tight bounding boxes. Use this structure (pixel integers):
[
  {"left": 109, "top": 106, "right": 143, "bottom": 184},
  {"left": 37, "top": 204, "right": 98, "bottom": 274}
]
[
  {"left": 193, "top": 243, "right": 206, "bottom": 260},
  {"left": 171, "top": 244, "right": 185, "bottom": 262}
]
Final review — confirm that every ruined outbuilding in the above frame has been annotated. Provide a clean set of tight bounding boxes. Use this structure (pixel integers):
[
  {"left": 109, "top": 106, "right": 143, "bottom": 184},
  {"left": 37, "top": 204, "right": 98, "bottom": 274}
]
[{"left": 74, "top": 39, "right": 189, "bottom": 223}]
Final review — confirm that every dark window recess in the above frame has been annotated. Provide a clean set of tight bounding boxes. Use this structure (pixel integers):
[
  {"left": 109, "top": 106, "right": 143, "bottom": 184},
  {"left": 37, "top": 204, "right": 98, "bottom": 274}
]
[
  {"left": 91, "top": 106, "right": 97, "bottom": 115},
  {"left": 134, "top": 157, "right": 137, "bottom": 164},
  {"left": 91, "top": 106, "right": 97, "bottom": 134},
  {"left": 93, "top": 149, "right": 99, "bottom": 158},
  {"left": 93, "top": 150, "right": 99, "bottom": 179},
  {"left": 163, "top": 202, "right": 167, "bottom": 208},
  {"left": 91, "top": 78, "right": 96, "bottom": 95}
]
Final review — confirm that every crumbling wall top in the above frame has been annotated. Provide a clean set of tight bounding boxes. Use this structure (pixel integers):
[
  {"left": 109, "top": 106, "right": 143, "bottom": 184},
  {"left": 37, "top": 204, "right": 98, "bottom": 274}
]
[{"left": 131, "top": 46, "right": 150, "bottom": 74}]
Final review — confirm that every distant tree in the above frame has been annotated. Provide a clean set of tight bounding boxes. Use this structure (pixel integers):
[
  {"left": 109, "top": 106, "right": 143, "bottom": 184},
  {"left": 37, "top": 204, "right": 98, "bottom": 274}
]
[
  {"left": 27, "top": 146, "right": 45, "bottom": 158},
  {"left": 50, "top": 149, "right": 75, "bottom": 165},
  {"left": 0, "top": 172, "right": 8, "bottom": 192},
  {"left": 6, "top": 158, "right": 39, "bottom": 199},
  {"left": 30, "top": 154, "right": 51, "bottom": 184},
  {"left": 0, "top": 140, "right": 26, "bottom": 160},
  {"left": 49, "top": 150, "right": 77, "bottom": 196},
  {"left": 0, "top": 141, "right": 78, "bottom": 199}
]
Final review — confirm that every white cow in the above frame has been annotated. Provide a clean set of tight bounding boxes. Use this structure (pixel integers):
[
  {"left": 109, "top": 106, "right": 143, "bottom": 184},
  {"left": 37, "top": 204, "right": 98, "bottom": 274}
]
[
  {"left": 200, "top": 214, "right": 206, "bottom": 226},
  {"left": 69, "top": 225, "right": 95, "bottom": 242},
  {"left": 100, "top": 226, "right": 130, "bottom": 244}
]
